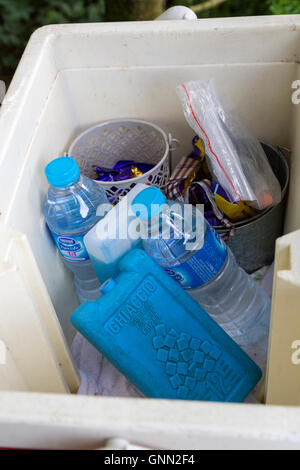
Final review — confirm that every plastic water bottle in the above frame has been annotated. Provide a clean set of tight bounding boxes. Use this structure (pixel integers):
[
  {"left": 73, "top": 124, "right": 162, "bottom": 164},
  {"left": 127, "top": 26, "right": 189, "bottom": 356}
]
[
  {"left": 44, "top": 157, "right": 110, "bottom": 303},
  {"left": 131, "top": 186, "right": 271, "bottom": 346}
]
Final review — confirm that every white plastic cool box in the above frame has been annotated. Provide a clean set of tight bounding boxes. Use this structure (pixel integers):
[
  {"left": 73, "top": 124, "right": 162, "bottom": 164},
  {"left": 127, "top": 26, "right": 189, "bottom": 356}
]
[{"left": 1, "top": 15, "right": 300, "bottom": 450}]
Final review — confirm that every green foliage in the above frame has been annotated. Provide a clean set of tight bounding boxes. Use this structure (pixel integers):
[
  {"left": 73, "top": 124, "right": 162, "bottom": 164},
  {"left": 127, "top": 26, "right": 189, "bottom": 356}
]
[
  {"left": 269, "top": 0, "right": 300, "bottom": 15},
  {"left": 1, "top": 0, "right": 300, "bottom": 83},
  {"left": 166, "top": 0, "right": 194, "bottom": 7},
  {"left": 197, "top": 0, "right": 271, "bottom": 18},
  {"left": 0, "top": 0, "right": 105, "bottom": 81},
  {"left": 167, "top": 0, "right": 271, "bottom": 16},
  {"left": 168, "top": 0, "right": 300, "bottom": 18}
]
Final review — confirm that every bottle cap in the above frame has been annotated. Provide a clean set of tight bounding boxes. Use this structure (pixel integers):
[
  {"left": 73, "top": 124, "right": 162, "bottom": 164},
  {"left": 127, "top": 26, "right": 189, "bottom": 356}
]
[
  {"left": 45, "top": 157, "right": 80, "bottom": 188},
  {"left": 131, "top": 186, "right": 166, "bottom": 220}
]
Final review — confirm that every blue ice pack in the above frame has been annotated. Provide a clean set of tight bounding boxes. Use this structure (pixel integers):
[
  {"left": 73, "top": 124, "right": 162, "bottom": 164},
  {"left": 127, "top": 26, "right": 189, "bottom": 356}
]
[{"left": 71, "top": 249, "right": 262, "bottom": 402}]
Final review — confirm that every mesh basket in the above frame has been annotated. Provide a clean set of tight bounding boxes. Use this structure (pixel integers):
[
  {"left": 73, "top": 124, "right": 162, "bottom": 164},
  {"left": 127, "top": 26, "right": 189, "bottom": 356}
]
[{"left": 68, "top": 119, "right": 171, "bottom": 204}]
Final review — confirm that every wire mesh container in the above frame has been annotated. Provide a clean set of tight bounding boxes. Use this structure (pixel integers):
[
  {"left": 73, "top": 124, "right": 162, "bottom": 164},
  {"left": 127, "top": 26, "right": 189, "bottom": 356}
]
[{"left": 68, "top": 119, "right": 173, "bottom": 204}]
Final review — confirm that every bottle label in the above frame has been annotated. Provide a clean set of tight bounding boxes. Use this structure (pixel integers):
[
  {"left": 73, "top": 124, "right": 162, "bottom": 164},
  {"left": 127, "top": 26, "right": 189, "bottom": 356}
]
[
  {"left": 164, "top": 227, "right": 227, "bottom": 289},
  {"left": 50, "top": 231, "right": 90, "bottom": 261}
]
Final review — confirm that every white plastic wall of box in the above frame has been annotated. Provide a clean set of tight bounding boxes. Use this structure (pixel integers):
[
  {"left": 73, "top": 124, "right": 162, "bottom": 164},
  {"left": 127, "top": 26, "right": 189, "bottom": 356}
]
[
  {"left": 0, "top": 392, "right": 300, "bottom": 450},
  {"left": 265, "top": 229, "right": 300, "bottom": 405},
  {"left": 0, "top": 15, "right": 300, "bottom": 449}
]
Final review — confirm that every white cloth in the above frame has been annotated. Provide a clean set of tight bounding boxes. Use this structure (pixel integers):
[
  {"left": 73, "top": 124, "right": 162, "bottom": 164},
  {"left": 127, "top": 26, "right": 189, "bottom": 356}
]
[
  {"left": 243, "top": 262, "right": 274, "bottom": 403},
  {"left": 71, "top": 333, "right": 142, "bottom": 398}
]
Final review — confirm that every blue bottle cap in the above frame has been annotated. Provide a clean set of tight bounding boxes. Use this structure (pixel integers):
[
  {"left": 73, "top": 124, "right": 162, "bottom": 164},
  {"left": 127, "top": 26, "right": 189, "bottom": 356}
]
[
  {"left": 100, "top": 278, "right": 116, "bottom": 294},
  {"left": 45, "top": 157, "right": 80, "bottom": 188},
  {"left": 131, "top": 186, "right": 166, "bottom": 220}
]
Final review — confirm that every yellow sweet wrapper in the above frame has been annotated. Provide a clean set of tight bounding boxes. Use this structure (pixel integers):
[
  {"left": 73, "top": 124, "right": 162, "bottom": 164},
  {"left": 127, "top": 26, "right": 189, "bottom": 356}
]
[
  {"left": 182, "top": 166, "right": 202, "bottom": 196},
  {"left": 193, "top": 138, "right": 206, "bottom": 161},
  {"left": 193, "top": 138, "right": 212, "bottom": 179},
  {"left": 181, "top": 138, "right": 210, "bottom": 196},
  {"left": 185, "top": 136, "right": 256, "bottom": 222},
  {"left": 131, "top": 166, "right": 144, "bottom": 177},
  {"left": 214, "top": 194, "right": 257, "bottom": 222}
]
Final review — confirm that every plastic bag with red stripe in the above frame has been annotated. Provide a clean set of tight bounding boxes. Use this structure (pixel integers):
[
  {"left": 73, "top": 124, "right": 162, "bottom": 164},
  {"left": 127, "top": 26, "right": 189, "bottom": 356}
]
[{"left": 176, "top": 79, "right": 281, "bottom": 211}]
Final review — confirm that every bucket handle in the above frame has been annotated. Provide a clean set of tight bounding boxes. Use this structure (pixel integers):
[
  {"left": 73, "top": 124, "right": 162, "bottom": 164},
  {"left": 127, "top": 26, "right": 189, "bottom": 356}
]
[{"left": 168, "top": 134, "right": 180, "bottom": 152}]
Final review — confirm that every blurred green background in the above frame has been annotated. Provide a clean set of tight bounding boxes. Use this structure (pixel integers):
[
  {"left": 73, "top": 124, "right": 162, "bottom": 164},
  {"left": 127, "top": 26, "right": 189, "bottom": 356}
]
[{"left": 1, "top": 0, "right": 300, "bottom": 84}]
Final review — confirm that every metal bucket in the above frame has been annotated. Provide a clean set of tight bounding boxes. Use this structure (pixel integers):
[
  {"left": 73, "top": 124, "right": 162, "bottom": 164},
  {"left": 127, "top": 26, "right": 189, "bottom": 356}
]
[{"left": 215, "top": 143, "right": 289, "bottom": 273}]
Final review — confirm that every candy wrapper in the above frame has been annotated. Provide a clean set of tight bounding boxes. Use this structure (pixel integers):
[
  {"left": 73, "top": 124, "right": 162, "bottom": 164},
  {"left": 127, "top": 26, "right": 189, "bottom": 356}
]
[
  {"left": 186, "top": 180, "right": 235, "bottom": 238},
  {"left": 192, "top": 136, "right": 211, "bottom": 180},
  {"left": 95, "top": 160, "right": 154, "bottom": 182},
  {"left": 187, "top": 180, "right": 256, "bottom": 225},
  {"left": 165, "top": 135, "right": 257, "bottom": 225},
  {"left": 165, "top": 137, "right": 206, "bottom": 201}
]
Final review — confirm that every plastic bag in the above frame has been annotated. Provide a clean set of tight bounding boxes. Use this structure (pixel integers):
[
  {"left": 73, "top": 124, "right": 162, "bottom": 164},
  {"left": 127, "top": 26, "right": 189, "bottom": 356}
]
[{"left": 176, "top": 79, "right": 281, "bottom": 211}]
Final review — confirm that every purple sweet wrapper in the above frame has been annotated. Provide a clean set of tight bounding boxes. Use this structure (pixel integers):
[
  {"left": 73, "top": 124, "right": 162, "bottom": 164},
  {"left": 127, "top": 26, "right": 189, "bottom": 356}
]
[
  {"left": 187, "top": 180, "right": 233, "bottom": 227},
  {"left": 204, "top": 210, "right": 220, "bottom": 227},
  {"left": 210, "top": 181, "right": 232, "bottom": 202},
  {"left": 95, "top": 160, "right": 154, "bottom": 182},
  {"left": 192, "top": 135, "right": 205, "bottom": 159}
]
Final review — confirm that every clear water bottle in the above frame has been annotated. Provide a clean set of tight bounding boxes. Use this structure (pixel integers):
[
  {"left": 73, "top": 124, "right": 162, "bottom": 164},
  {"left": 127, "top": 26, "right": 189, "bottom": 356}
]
[
  {"left": 131, "top": 186, "right": 271, "bottom": 346},
  {"left": 44, "top": 156, "right": 110, "bottom": 303}
]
